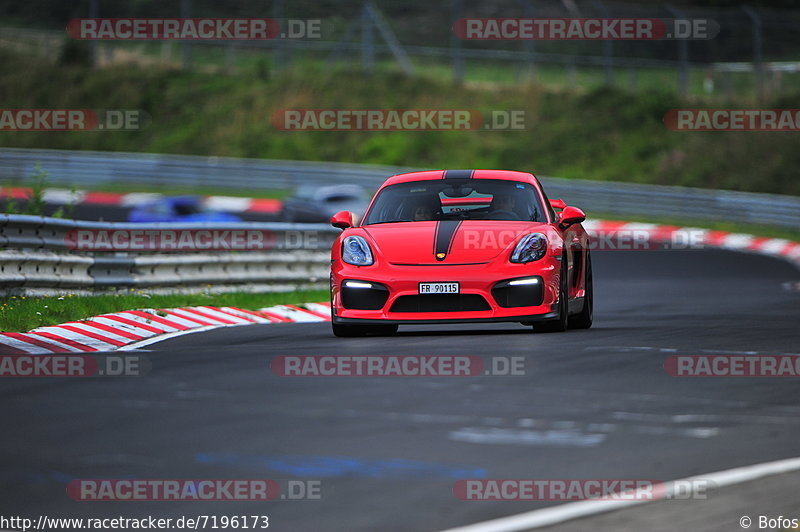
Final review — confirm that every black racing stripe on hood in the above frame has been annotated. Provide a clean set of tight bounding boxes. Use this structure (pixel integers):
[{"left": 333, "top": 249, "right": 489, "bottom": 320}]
[
  {"left": 433, "top": 219, "right": 463, "bottom": 261},
  {"left": 443, "top": 169, "right": 475, "bottom": 180}
]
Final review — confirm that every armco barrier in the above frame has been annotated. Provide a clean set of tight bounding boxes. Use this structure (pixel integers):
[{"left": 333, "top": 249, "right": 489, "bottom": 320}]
[
  {"left": 2, "top": 148, "right": 799, "bottom": 229},
  {"left": 1, "top": 215, "right": 798, "bottom": 296},
  {"left": 0, "top": 215, "right": 337, "bottom": 295}
]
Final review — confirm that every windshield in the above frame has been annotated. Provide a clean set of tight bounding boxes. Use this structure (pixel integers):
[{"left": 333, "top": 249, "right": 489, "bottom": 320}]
[{"left": 362, "top": 179, "right": 546, "bottom": 225}]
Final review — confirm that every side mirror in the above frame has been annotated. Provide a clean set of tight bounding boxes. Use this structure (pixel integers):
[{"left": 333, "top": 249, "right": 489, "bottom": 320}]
[
  {"left": 549, "top": 198, "right": 566, "bottom": 210},
  {"left": 330, "top": 210, "right": 355, "bottom": 229},
  {"left": 559, "top": 206, "right": 586, "bottom": 228}
]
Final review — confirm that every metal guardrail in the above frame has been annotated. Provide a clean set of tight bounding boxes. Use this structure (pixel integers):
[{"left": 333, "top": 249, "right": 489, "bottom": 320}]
[
  {"left": 0, "top": 214, "right": 337, "bottom": 294},
  {"left": 1, "top": 148, "right": 799, "bottom": 229}
]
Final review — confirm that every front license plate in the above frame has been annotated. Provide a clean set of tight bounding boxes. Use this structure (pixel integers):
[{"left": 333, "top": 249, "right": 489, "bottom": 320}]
[{"left": 419, "top": 282, "right": 460, "bottom": 294}]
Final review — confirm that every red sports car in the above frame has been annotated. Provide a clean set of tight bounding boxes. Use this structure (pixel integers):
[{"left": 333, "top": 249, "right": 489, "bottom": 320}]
[{"left": 329, "top": 169, "right": 593, "bottom": 336}]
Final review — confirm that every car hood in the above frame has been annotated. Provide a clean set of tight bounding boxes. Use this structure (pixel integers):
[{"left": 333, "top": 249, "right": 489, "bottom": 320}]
[{"left": 362, "top": 221, "right": 546, "bottom": 263}]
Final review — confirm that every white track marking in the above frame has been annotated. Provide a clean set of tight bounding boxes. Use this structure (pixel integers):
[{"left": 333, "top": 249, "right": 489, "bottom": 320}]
[
  {"left": 448, "top": 427, "right": 606, "bottom": 448},
  {"left": 259, "top": 305, "right": 325, "bottom": 322},
  {"left": 118, "top": 322, "right": 255, "bottom": 350},
  {"left": 113, "top": 312, "right": 180, "bottom": 332},
  {"left": 0, "top": 335, "right": 52, "bottom": 354},
  {"left": 62, "top": 322, "right": 134, "bottom": 344},
  {"left": 303, "top": 302, "right": 333, "bottom": 317},
  {"left": 218, "top": 307, "right": 272, "bottom": 323},
  {"left": 21, "top": 333, "right": 85, "bottom": 352},
  {"left": 163, "top": 308, "right": 229, "bottom": 325},
  {"left": 90, "top": 317, "right": 158, "bottom": 337},
  {"left": 187, "top": 306, "right": 253, "bottom": 324},
  {"left": 119, "top": 326, "right": 220, "bottom": 350},
  {"left": 440, "top": 456, "right": 800, "bottom": 532},
  {"left": 32, "top": 326, "right": 116, "bottom": 351}
]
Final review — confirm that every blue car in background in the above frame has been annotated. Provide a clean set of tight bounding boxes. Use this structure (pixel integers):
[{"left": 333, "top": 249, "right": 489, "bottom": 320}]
[{"left": 128, "top": 196, "right": 241, "bottom": 223}]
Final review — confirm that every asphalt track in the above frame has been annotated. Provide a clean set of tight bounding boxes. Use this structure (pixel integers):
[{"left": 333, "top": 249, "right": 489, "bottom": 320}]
[{"left": 1, "top": 249, "right": 798, "bottom": 531}]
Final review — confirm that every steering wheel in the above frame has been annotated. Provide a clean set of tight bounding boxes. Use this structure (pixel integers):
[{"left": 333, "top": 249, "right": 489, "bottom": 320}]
[{"left": 487, "top": 210, "right": 521, "bottom": 220}]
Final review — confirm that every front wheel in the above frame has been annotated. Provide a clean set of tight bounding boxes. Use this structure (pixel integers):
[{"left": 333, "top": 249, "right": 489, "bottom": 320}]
[
  {"left": 569, "top": 252, "right": 593, "bottom": 329},
  {"left": 332, "top": 322, "right": 398, "bottom": 337},
  {"left": 534, "top": 253, "right": 569, "bottom": 333}
]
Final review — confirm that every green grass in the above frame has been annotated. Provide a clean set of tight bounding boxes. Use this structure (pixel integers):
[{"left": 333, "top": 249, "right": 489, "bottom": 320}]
[
  {"left": 0, "top": 289, "right": 329, "bottom": 333},
  {"left": 107, "top": 41, "right": 780, "bottom": 102}
]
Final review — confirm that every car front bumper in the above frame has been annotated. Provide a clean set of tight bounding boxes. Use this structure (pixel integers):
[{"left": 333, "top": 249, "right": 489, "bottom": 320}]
[{"left": 331, "top": 258, "right": 562, "bottom": 324}]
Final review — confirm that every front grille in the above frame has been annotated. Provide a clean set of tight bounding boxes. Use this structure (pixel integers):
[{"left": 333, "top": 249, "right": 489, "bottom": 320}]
[
  {"left": 341, "top": 281, "right": 390, "bottom": 310},
  {"left": 492, "top": 277, "right": 544, "bottom": 307},
  {"left": 389, "top": 294, "right": 491, "bottom": 313}
]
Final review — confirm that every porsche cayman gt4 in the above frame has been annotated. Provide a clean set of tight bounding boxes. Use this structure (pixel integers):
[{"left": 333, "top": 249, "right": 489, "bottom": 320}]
[{"left": 329, "top": 169, "right": 593, "bottom": 337}]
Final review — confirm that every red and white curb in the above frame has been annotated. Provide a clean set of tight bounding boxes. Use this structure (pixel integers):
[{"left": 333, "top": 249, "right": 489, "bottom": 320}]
[
  {"left": 585, "top": 220, "right": 800, "bottom": 268},
  {"left": 0, "top": 303, "right": 330, "bottom": 355},
  {"left": 0, "top": 187, "right": 283, "bottom": 214}
]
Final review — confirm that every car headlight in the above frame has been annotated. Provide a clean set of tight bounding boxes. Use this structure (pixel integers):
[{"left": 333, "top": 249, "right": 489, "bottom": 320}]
[
  {"left": 342, "top": 235, "right": 374, "bottom": 266},
  {"left": 510, "top": 233, "right": 548, "bottom": 263}
]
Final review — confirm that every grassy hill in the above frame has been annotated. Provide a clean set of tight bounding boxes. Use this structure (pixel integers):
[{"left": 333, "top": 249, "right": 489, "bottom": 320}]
[{"left": 1, "top": 48, "right": 799, "bottom": 195}]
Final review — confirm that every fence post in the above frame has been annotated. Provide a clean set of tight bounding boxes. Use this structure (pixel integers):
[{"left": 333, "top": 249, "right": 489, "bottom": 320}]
[
  {"left": 566, "top": 61, "right": 577, "bottom": 89},
  {"left": 593, "top": 0, "right": 614, "bottom": 85},
  {"left": 361, "top": 3, "right": 375, "bottom": 74},
  {"left": 324, "top": 20, "right": 357, "bottom": 72},
  {"left": 520, "top": 0, "right": 537, "bottom": 82},
  {"left": 451, "top": 0, "right": 464, "bottom": 85},
  {"left": 89, "top": 0, "right": 99, "bottom": 67},
  {"left": 272, "top": 0, "right": 287, "bottom": 72},
  {"left": 225, "top": 42, "right": 237, "bottom": 73},
  {"left": 627, "top": 67, "right": 637, "bottom": 91},
  {"left": 364, "top": 3, "right": 415, "bottom": 76},
  {"left": 180, "top": 0, "right": 192, "bottom": 70},
  {"left": 666, "top": 4, "right": 689, "bottom": 98},
  {"left": 742, "top": 6, "right": 764, "bottom": 102}
]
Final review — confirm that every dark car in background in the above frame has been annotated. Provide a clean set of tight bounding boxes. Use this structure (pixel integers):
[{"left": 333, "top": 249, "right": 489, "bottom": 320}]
[
  {"left": 280, "top": 184, "right": 370, "bottom": 223},
  {"left": 128, "top": 196, "right": 241, "bottom": 223}
]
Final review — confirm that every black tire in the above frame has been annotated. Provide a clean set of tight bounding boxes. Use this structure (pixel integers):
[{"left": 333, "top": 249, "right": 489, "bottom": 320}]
[
  {"left": 569, "top": 252, "right": 593, "bottom": 329},
  {"left": 332, "top": 323, "right": 398, "bottom": 337},
  {"left": 534, "top": 252, "right": 569, "bottom": 333}
]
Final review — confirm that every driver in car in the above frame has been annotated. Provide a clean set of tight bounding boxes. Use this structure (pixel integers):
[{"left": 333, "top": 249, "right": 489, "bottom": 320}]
[
  {"left": 411, "top": 197, "right": 440, "bottom": 221},
  {"left": 488, "top": 194, "right": 518, "bottom": 219}
]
